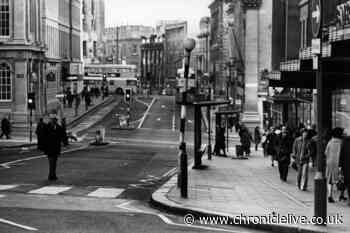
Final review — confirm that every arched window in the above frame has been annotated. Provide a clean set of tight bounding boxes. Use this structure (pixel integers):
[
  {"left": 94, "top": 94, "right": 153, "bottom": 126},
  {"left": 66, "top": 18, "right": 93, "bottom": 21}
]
[
  {"left": 0, "top": 0, "right": 9, "bottom": 36},
  {"left": 0, "top": 63, "right": 11, "bottom": 101}
]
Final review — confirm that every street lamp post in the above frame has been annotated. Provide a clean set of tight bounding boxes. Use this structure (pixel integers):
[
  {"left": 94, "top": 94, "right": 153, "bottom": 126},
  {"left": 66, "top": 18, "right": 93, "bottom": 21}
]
[{"left": 178, "top": 38, "right": 196, "bottom": 198}]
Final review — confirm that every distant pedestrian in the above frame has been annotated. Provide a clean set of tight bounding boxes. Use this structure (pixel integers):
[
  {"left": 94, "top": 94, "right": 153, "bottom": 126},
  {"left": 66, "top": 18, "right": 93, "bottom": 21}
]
[
  {"left": 293, "top": 129, "right": 312, "bottom": 191},
  {"left": 276, "top": 126, "right": 293, "bottom": 182},
  {"left": 214, "top": 123, "right": 226, "bottom": 157},
  {"left": 340, "top": 136, "right": 350, "bottom": 205},
  {"left": 0, "top": 115, "right": 11, "bottom": 139},
  {"left": 254, "top": 126, "right": 261, "bottom": 151},
  {"left": 325, "top": 127, "right": 343, "bottom": 203},
  {"left": 266, "top": 127, "right": 277, "bottom": 166},
  {"left": 261, "top": 129, "right": 268, "bottom": 157},
  {"left": 74, "top": 95, "right": 81, "bottom": 117},
  {"left": 43, "top": 114, "right": 63, "bottom": 181},
  {"left": 239, "top": 125, "right": 252, "bottom": 157},
  {"left": 35, "top": 118, "right": 46, "bottom": 151}
]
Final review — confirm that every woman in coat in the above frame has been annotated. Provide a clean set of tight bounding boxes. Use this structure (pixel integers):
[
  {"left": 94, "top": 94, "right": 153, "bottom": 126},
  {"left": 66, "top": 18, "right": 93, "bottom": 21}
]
[{"left": 325, "top": 127, "right": 343, "bottom": 203}]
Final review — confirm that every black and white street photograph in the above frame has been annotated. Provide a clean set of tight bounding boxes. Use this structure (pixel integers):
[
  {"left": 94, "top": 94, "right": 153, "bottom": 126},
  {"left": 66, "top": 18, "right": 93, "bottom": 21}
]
[{"left": 0, "top": 0, "right": 349, "bottom": 232}]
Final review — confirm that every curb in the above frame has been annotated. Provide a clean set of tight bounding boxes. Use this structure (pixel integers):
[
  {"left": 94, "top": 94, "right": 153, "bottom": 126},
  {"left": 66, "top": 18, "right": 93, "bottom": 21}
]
[
  {"left": 67, "top": 96, "right": 114, "bottom": 129},
  {"left": 150, "top": 177, "right": 327, "bottom": 233}
]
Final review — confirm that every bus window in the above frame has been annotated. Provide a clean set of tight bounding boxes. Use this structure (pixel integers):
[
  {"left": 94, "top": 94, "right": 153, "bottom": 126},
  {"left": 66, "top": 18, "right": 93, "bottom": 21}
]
[
  {"left": 126, "top": 80, "right": 137, "bottom": 86},
  {"left": 109, "top": 80, "right": 114, "bottom": 85}
]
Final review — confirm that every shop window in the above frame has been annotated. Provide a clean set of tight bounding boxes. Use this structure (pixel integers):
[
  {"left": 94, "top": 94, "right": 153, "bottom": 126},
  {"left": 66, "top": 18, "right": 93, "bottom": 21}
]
[
  {"left": 0, "top": 63, "right": 11, "bottom": 101},
  {"left": 83, "top": 40, "right": 87, "bottom": 57}
]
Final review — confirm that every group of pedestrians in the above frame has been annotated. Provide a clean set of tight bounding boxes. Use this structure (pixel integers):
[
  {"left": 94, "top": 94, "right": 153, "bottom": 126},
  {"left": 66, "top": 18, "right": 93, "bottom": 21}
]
[
  {"left": 260, "top": 123, "right": 350, "bottom": 205},
  {"left": 35, "top": 115, "right": 69, "bottom": 181}
]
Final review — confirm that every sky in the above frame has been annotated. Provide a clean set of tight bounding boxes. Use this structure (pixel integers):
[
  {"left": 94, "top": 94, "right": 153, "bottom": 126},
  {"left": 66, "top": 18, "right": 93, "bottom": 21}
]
[{"left": 105, "top": 0, "right": 212, "bottom": 36}]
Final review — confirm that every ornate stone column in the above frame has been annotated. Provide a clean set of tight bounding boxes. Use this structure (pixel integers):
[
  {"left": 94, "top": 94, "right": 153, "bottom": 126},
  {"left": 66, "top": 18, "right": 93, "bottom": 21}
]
[{"left": 242, "top": 0, "right": 262, "bottom": 129}]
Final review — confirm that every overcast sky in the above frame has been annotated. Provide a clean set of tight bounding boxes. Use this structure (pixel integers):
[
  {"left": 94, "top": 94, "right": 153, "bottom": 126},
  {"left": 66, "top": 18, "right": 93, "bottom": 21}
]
[{"left": 105, "top": 0, "right": 212, "bottom": 36}]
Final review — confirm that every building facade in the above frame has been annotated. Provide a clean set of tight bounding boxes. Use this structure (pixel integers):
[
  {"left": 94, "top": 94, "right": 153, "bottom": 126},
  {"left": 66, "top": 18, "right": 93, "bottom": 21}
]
[
  {"left": 104, "top": 25, "right": 155, "bottom": 70},
  {"left": 268, "top": 0, "right": 350, "bottom": 133},
  {"left": 157, "top": 20, "right": 188, "bottom": 80},
  {"left": 82, "top": 0, "right": 104, "bottom": 64},
  {"left": 0, "top": 0, "right": 46, "bottom": 127},
  {"left": 140, "top": 35, "right": 165, "bottom": 90},
  {"left": 209, "top": 0, "right": 245, "bottom": 109},
  {"left": 44, "top": 0, "right": 82, "bottom": 115}
]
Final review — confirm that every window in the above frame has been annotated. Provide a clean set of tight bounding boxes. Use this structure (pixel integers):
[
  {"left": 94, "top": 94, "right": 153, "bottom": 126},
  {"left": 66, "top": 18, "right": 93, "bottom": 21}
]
[
  {"left": 93, "top": 41, "right": 97, "bottom": 56},
  {"left": 83, "top": 40, "right": 87, "bottom": 57},
  {"left": 132, "top": 44, "right": 138, "bottom": 55},
  {"left": 0, "top": 63, "right": 11, "bottom": 101},
  {"left": 0, "top": 0, "right": 9, "bottom": 36}
]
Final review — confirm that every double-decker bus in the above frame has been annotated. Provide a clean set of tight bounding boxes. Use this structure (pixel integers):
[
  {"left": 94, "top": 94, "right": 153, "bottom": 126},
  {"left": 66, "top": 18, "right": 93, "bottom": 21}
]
[{"left": 83, "top": 64, "right": 138, "bottom": 94}]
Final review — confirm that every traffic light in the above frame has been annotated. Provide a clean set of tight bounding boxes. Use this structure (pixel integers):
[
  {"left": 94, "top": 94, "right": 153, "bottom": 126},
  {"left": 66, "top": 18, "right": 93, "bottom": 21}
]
[
  {"left": 125, "top": 88, "right": 131, "bottom": 102},
  {"left": 28, "top": 92, "right": 35, "bottom": 109}
]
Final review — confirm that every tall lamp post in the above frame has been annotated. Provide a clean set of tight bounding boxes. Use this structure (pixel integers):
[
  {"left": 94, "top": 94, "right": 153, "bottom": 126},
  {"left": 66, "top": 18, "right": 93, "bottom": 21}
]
[{"left": 178, "top": 38, "right": 196, "bottom": 198}]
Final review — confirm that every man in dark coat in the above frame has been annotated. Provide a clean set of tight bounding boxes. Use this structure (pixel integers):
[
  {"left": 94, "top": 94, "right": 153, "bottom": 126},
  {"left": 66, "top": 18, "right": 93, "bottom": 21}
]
[
  {"left": 239, "top": 126, "right": 252, "bottom": 156},
  {"left": 340, "top": 136, "right": 350, "bottom": 206},
  {"left": 276, "top": 127, "right": 293, "bottom": 181},
  {"left": 44, "top": 115, "right": 63, "bottom": 181},
  {"left": 0, "top": 116, "right": 11, "bottom": 139},
  {"left": 254, "top": 126, "right": 261, "bottom": 151},
  {"left": 35, "top": 118, "right": 46, "bottom": 151}
]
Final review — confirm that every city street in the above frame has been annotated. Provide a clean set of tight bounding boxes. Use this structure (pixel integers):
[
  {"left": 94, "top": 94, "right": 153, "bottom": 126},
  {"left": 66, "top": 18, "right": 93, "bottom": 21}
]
[{"left": 0, "top": 95, "right": 263, "bottom": 233}]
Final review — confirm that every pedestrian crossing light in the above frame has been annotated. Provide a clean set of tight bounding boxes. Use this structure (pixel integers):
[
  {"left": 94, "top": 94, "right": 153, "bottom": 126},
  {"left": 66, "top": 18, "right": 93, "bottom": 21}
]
[
  {"left": 125, "top": 88, "right": 131, "bottom": 102},
  {"left": 28, "top": 92, "right": 35, "bottom": 109}
]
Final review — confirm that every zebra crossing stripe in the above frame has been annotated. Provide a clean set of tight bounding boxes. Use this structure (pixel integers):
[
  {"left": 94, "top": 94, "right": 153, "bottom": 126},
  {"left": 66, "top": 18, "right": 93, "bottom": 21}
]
[
  {"left": 28, "top": 186, "right": 72, "bottom": 195},
  {"left": 0, "top": 185, "right": 18, "bottom": 190},
  {"left": 87, "top": 188, "right": 124, "bottom": 198}
]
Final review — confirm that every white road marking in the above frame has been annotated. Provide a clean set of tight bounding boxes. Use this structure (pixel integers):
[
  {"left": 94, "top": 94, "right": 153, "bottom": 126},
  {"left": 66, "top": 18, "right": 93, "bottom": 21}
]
[
  {"left": 161, "top": 168, "right": 177, "bottom": 178},
  {"left": 156, "top": 118, "right": 161, "bottom": 121},
  {"left": 0, "top": 185, "right": 18, "bottom": 191},
  {"left": 87, "top": 188, "right": 124, "bottom": 198},
  {"left": 29, "top": 186, "right": 72, "bottom": 195},
  {"left": 0, "top": 218, "right": 38, "bottom": 231},
  {"left": 116, "top": 201, "right": 244, "bottom": 233},
  {"left": 161, "top": 105, "right": 166, "bottom": 108},
  {"left": 138, "top": 97, "right": 156, "bottom": 128},
  {"left": 0, "top": 145, "right": 89, "bottom": 169}
]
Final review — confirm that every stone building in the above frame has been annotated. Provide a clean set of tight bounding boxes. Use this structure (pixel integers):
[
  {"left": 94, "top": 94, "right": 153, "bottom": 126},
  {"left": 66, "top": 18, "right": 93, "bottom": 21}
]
[
  {"left": 157, "top": 20, "right": 188, "bottom": 79},
  {"left": 44, "top": 0, "right": 82, "bottom": 115},
  {"left": 82, "top": 0, "right": 105, "bottom": 64},
  {"left": 0, "top": 0, "right": 82, "bottom": 132},
  {"left": 104, "top": 25, "right": 154, "bottom": 70},
  {"left": 0, "top": 0, "right": 46, "bottom": 127},
  {"left": 209, "top": 0, "right": 245, "bottom": 106}
]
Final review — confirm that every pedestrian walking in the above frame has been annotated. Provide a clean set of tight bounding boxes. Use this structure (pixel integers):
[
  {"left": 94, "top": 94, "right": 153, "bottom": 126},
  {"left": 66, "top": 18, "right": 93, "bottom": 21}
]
[
  {"left": 74, "top": 94, "right": 81, "bottom": 117},
  {"left": 254, "top": 126, "right": 261, "bottom": 151},
  {"left": 214, "top": 122, "right": 226, "bottom": 157},
  {"left": 0, "top": 115, "right": 11, "bottom": 139},
  {"left": 35, "top": 118, "right": 46, "bottom": 151},
  {"left": 261, "top": 129, "right": 268, "bottom": 157},
  {"left": 340, "top": 136, "right": 350, "bottom": 205},
  {"left": 292, "top": 129, "right": 312, "bottom": 191},
  {"left": 276, "top": 126, "right": 293, "bottom": 182},
  {"left": 239, "top": 125, "right": 252, "bottom": 157},
  {"left": 325, "top": 127, "right": 343, "bottom": 203},
  {"left": 43, "top": 114, "right": 63, "bottom": 181},
  {"left": 266, "top": 127, "right": 277, "bottom": 166}
]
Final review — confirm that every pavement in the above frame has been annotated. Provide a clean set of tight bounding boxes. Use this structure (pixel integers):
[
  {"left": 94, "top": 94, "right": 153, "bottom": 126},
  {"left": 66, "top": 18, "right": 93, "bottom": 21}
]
[{"left": 151, "top": 146, "right": 350, "bottom": 233}]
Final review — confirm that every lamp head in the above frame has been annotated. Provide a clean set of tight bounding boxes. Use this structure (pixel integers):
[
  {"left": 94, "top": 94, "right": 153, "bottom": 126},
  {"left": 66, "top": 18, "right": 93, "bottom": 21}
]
[{"left": 184, "top": 38, "right": 196, "bottom": 52}]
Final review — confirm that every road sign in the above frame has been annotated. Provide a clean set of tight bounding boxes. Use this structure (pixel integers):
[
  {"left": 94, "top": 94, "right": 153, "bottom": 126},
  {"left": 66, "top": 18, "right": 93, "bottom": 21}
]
[{"left": 311, "top": 0, "right": 321, "bottom": 38}]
